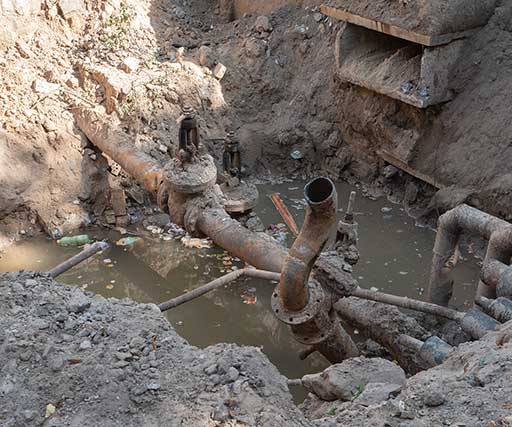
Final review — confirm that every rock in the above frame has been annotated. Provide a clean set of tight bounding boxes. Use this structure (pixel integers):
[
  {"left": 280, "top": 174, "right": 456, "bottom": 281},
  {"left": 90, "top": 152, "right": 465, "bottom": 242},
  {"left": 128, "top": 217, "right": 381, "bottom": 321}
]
[
  {"left": 244, "top": 38, "right": 266, "bottom": 58},
  {"left": 383, "top": 165, "right": 399, "bottom": 179},
  {"left": 23, "top": 409, "right": 37, "bottom": 421},
  {"left": 227, "top": 367, "right": 240, "bottom": 382},
  {"left": 57, "top": 0, "right": 85, "bottom": 30},
  {"left": 354, "top": 382, "right": 402, "bottom": 406},
  {"left": 111, "top": 188, "right": 127, "bottom": 216},
  {"left": 313, "top": 12, "right": 324, "bottom": 22},
  {"left": 423, "top": 388, "right": 445, "bottom": 407},
  {"left": 15, "top": 41, "right": 31, "bottom": 58},
  {"left": 115, "top": 351, "right": 132, "bottom": 361},
  {"left": 302, "top": 357, "right": 406, "bottom": 401},
  {"left": 32, "top": 79, "right": 61, "bottom": 95},
  {"left": 79, "top": 340, "right": 92, "bottom": 351},
  {"left": 66, "top": 291, "right": 91, "bottom": 314},
  {"left": 213, "top": 63, "right": 227, "bottom": 80},
  {"left": 147, "top": 382, "right": 161, "bottom": 391},
  {"left": 120, "top": 57, "right": 140, "bottom": 74},
  {"left": 65, "top": 76, "right": 79, "bottom": 89},
  {"left": 84, "top": 64, "right": 133, "bottom": 114},
  {"left": 246, "top": 216, "right": 265, "bottom": 233},
  {"left": 198, "top": 45, "right": 212, "bottom": 67},
  {"left": 49, "top": 356, "right": 65, "bottom": 372},
  {"left": 33, "top": 319, "right": 50, "bottom": 330},
  {"left": 255, "top": 16, "right": 272, "bottom": 33},
  {"left": 130, "top": 336, "right": 145, "bottom": 349}
]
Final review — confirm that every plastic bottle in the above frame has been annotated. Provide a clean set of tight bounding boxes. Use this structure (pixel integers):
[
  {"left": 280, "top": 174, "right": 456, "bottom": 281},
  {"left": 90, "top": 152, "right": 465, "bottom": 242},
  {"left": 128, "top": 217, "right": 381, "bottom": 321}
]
[{"left": 57, "top": 235, "right": 92, "bottom": 247}]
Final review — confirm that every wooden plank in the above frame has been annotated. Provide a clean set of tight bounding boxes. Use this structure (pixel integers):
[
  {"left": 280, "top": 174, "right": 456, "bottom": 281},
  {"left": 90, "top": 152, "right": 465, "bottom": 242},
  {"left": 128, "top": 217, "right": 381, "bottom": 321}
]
[
  {"left": 377, "top": 150, "right": 445, "bottom": 189},
  {"left": 321, "top": 5, "right": 476, "bottom": 47}
]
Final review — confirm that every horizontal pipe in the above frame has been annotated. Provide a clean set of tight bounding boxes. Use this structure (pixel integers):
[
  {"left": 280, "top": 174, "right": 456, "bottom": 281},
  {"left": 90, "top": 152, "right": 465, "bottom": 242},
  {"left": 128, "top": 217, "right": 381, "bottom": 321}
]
[
  {"left": 47, "top": 242, "right": 109, "bottom": 278},
  {"left": 476, "top": 296, "right": 512, "bottom": 323},
  {"left": 158, "top": 268, "right": 281, "bottom": 312},
  {"left": 197, "top": 208, "right": 287, "bottom": 273},
  {"left": 352, "top": 287, "right": 462, "bottom": 321},
  {"left": 73, "top": 107, "right": 164, "bottom": 194}
]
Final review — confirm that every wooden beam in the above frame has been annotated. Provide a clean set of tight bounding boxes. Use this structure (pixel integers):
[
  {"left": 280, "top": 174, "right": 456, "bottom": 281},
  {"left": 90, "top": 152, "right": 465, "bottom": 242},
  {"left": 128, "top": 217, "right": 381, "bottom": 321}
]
[
  {"left": 321, "top": 5, "right": 477, "bottom": 47},
  {"left": 377, "top": 149, "right": 445, "bottom": 189}
]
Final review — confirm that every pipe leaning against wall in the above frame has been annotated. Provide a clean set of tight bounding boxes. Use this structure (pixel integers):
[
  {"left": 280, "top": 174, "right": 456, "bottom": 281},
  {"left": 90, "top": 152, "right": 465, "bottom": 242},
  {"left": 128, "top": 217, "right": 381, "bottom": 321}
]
[{"left": 429, "top": 204, "right": 512, "bottom": 306}]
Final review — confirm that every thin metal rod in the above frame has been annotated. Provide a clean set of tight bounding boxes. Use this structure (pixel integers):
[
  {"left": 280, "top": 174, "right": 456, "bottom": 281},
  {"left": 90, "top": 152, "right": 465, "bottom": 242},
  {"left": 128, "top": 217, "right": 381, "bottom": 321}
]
[
  {"left": 345, "top": 190, "right": 356, "bottom": 222},
  {"left": 158, "top": 268, "right": 279, "bottom": 312},
  {"left": 271, "top": 193, "right": 299, "bottom": 237},
  {"left": 352, "top": 287, "right": 462, "bottom": 321},
  {"left": 47, "top": 242, "right": 109, "bottom": 278}
]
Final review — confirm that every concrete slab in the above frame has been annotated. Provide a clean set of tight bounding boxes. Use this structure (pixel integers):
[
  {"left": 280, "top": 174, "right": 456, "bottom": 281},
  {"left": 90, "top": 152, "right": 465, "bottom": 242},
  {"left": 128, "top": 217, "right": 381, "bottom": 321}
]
[
  {"left": 323, "top": 0, "right": 496, "bottom": 39},
  {"left": 334, "top": 23, "right": 464, "bottom": 108}
]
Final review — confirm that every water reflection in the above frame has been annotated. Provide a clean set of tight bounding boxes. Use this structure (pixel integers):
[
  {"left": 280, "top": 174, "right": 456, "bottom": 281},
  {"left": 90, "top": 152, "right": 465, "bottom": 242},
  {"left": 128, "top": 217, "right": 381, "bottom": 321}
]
[{"left": 0, "top": 181, "right": 481, "bottom": 401}]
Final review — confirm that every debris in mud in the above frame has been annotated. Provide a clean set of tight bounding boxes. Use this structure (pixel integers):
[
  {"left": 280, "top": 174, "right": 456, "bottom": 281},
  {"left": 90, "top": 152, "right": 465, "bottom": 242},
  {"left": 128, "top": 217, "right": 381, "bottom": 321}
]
[
  {"left": 116, "top": 236, "right": 142, "bottom": 246},
  {"left": 181, "top": 235, "right": 212, "bottom": 249}
]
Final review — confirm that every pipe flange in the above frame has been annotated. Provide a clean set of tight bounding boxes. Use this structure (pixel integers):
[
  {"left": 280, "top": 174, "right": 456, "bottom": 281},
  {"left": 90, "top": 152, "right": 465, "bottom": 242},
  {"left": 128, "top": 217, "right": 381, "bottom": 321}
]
[
  {"left": 271, "top": 281, "right": 325, "bottom": 325},
  {"left": 291, "top": 309, "right": 337, "bottom": 345}
]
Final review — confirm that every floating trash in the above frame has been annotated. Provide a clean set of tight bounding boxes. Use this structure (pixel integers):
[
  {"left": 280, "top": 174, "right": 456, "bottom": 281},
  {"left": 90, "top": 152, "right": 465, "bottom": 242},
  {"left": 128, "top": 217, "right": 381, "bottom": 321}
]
[
  {"left": 290, "top": 149, "right": 303, "bottom": 160},
  {"left": 57, "top": 235, "right": 91, "bottom": 247},
  {"left": 116, "top": 236, "right": 141, "bottom": 246},
  {"left": 181, "top": 235, "right": 212, "bottom": 249}
]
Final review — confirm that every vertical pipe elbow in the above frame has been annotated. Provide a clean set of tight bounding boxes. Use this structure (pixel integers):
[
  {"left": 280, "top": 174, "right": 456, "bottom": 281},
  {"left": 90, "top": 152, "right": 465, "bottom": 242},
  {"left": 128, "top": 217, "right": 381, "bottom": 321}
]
[{"left": 279, "top": 177, "right": 337, "bottom": 312}]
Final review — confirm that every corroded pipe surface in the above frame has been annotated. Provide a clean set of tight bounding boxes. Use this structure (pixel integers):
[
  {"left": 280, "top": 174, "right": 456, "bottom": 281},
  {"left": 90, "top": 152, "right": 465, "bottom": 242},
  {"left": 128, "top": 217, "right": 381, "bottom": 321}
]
[
  {"left": 197, "top": 208, "right": 287, "bottom": 273},
  {"left": 279, "top": 177, "right": 337, "bottom": 311},
  {"left": 429, "top": 204, "right": 511, "bottom": 306},
  {"left": 335, "top": 297, "right": 429, "bottom": 373},
  {"left": 476, "top": 296, "right": 512, "bottom": 323},
  {"left": 478, "top": 227, "right": 512, "bottom": 299},
  {"left": 74, "top": 107, "right": 164, "bottom": 194},
  {"left": 274, "top": 177, "right": 359, "bottom": 363},
  {"left": 353, "top": 287, "right": 462, "bottom": 320}
]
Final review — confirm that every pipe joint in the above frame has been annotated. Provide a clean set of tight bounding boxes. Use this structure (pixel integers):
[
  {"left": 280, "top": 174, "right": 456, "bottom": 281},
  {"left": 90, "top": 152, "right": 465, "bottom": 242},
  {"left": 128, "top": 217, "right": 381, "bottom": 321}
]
[{"left": 271, "top": 280, "right": 325, "bottom": 328}]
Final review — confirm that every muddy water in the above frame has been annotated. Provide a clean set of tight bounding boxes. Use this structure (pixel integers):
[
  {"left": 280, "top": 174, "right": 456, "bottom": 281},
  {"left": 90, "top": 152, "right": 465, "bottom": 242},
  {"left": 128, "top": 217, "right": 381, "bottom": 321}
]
[{"left": 0, "top": 181, "right": 480, "bottom": 400}]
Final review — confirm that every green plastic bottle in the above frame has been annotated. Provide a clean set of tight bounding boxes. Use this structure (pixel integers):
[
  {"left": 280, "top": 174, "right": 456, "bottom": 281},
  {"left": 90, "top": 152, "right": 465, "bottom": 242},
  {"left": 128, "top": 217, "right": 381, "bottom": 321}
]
[{"left": 57, "top": 235, "right": 92, "bottom": 247}]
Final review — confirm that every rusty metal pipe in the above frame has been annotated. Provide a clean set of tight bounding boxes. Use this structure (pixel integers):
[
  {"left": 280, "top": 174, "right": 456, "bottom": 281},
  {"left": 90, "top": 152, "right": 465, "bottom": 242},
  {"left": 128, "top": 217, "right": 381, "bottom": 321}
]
[
  {"left": 279, "top": 177, "right": 337, "bottom": 311},
  {"left": 197, "top": 208, "right": 287, "bottom": 273},
  {"left": 478, "top": 227, "right": 512, "bottom": 299},
  {"left": 429, "top": 204, "right": 511, "bottom": 306},
  {"left": 273, "top": 177, "right": 359, "bottom": 363},
  {"left": 73, "top": 107, "right": 164, "bottom": 194}
]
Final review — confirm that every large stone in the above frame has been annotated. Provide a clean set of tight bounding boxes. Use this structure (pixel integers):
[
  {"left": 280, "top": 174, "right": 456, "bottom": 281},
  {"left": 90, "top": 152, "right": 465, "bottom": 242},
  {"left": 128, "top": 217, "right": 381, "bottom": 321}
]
[
  {"left": 213, "top": 63, "right": 227, "bottom": 80},
  {"left": 198, "top": 45, "right": 212, "bottom": 67},
  {"left": 254, "top": 15, "right": 272, "bottom": 33},
  {"left": 302, "top": 357, "right": 406, "bottom": 401}
]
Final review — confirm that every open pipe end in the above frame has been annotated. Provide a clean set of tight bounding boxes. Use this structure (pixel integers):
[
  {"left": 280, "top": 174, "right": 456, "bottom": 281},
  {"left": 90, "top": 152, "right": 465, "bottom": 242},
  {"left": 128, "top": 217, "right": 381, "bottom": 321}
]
[{"left": 304, "top": 177, "right": 336, "bottom": 206}]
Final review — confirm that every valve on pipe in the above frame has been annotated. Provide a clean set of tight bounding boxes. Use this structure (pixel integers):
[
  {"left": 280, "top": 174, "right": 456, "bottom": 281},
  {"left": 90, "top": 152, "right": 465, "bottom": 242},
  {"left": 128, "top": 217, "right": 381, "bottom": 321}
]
[
  {"left": 219, "top": 130, "right": 259, "bottom": 214},
  {"left": 178, "top": 106, "right": 200, "bottom": 164},
  {"left": 222, "top": 131, "right": 241, "bottom": 179}
]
